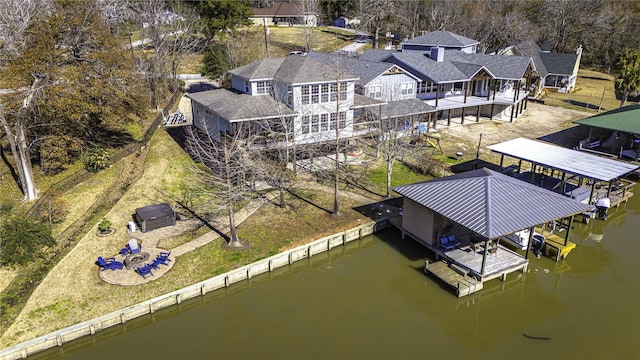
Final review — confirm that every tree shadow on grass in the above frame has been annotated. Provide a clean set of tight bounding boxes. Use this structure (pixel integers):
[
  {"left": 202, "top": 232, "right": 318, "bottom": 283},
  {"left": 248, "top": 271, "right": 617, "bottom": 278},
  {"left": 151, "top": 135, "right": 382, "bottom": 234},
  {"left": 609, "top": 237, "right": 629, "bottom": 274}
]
[{"left": 286, "top": 188, "right": 332, "bottom": 214}]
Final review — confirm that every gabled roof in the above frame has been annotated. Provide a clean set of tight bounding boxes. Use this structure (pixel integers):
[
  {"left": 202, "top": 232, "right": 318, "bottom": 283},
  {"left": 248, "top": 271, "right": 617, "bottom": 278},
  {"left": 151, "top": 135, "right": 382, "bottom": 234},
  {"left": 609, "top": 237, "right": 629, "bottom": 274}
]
[
  {"left": 186, "top": 89, "right": 296, "bottom": 122},
  {"left": 274, "top": 55, "right": 358, "bottom": 85},
  {"left": 385, "top": 52, "right": 469, "bottom": 83},
  {"left": 445, "top": 51, "right": 533, "bottom": 80},
  {"left": 359, "top": 49, "right": 396, "bottom": 62},
  {"left": 402, "top": 31, "right": 479, "bottom": 48},
  {"left": 573, "top": 104, "right": 640, "bottom": 135},
  {"left": 229, "top": 56, "right": 358, "bottom": 85},
  {"left": 306, "top": 51, "right": 419, "bottom": 86},
  {"left": 538, "top": 52, "right": 579, "bottom": 76},
  {"left": 361, "top": 48, "right": 532, "bottom": 83},
  {"left": 394, "top": 168, "right": 591, "bottom": 240},
  {"left": 229, "top": 58, "right": 285, "bottom": 81}
]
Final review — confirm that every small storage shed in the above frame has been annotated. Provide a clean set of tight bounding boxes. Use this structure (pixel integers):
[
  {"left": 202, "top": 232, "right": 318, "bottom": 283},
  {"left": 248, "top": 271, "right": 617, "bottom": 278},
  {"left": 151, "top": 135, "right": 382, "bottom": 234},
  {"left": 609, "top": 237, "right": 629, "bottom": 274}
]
[{"left": 134, "top": 203, "right": 176, "bottom": 233}]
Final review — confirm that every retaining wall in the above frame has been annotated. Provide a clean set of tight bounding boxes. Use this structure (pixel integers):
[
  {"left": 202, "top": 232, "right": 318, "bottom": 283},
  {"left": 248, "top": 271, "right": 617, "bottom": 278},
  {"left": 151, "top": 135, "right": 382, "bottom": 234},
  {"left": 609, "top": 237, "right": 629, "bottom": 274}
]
[{"left": 0, "top": 220, "right": 387, "bottom": 360}]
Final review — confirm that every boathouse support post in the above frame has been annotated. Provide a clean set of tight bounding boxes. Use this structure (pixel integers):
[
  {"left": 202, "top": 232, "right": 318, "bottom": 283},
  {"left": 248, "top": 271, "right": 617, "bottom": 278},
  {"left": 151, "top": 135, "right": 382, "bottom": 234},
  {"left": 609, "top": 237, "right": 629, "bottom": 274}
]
[
  {"left": 564, "top": 216, "right": 574, "bottom": 246},
  {"left": 518, "top": 160, "right": 522, "bottom": 173},
  {"left": 524, "top": 226, "right": 535, "bottom": 259},
  {"left": 560, "top": 172, "right": 567, "bottom": 194},
  {"left": 606, "top": 180, "right": 613, "bottom": 198},
  {"left": 499, "top": 154, "right": 504, "bottom": 168},
  {"left": 588, "top": 180, "right": 596, "bottom": 205},
  {"left": 447, "top": 109, "right": 452, "bottom": 126},
  {"left": 480, "top": 240, "right": 489, "bottom": 275}
]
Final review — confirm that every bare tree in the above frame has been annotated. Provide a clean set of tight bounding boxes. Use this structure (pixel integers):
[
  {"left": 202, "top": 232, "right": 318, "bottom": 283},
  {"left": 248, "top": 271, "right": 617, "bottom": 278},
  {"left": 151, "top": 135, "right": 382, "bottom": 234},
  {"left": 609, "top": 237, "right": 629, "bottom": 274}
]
[
  {"left": 131, "top": 0, "right": 203, "bottom": 108},
  {"left": 0, "top": 0, "right": 49, "bottom": 62},
  {"left": 359, "top": 0, "right": 395, "bottom": 49},
  {"left": 297, "top": 0, "right": 319, "bottom": 52},
  {"left": 186, "top": 122, "right": 261, "bottom": 248}
]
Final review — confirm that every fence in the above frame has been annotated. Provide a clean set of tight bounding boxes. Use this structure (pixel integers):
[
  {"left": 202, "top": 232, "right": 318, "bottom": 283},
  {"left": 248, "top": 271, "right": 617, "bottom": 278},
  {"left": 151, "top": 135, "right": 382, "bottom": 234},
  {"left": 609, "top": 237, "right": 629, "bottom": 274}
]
[
  {"left": 25, "top": 90, "right": 183, "bottom": 219},
  {"left": 0, "top": 220, "right": 387, "bottom": 360}
]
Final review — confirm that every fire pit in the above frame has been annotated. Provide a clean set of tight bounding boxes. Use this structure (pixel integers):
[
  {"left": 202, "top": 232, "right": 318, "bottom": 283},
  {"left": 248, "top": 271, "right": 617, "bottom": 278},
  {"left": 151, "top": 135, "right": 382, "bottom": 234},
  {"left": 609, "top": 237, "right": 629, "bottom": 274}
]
[{"left": 124, "top": 252, "right": 150, "bottom": 270}]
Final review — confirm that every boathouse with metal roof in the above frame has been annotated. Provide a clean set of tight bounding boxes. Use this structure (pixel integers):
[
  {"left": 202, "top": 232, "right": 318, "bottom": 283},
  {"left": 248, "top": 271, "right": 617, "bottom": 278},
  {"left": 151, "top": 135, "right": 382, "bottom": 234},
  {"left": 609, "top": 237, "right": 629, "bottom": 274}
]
[
  {"left": 487, "top": 137, "right": 638, "bottom": 207},
  {"left": 393, "top": 168, "right": 591, "bottom": 297}
]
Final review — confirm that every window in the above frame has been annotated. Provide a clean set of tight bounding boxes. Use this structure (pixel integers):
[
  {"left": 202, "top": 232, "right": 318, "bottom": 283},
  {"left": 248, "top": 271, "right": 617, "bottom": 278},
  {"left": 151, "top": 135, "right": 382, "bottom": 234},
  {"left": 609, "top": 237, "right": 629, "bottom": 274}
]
[
  {"left": 301, "top": 86, "right": 310, "bottom": 105},
  {"left": 330, "top": 83, "right": 338, "bottom": 101},
  {"left": 338, "top": 112, "right": 347, "bottom": 129},
  {"left": 321, "top": 84, "right": 329, "bottom": 102},
  {"left": 244, "top": 80, "right": 250, "bottom": 93},
  {"left": 401, "top": 82, "right": 414, "bottom": 96},
  {"left": 453, "top": 82, "right": 464, "bottom": 91},
  {"left": 301, "top": 115, "right": 310, "bottom": 134},
  {"left": 339, "top": 82, "right": 348, "bottom": 101},
  {"left": 330, "top": 113, "right": 337, "bottom": 130},
  {"left": 287, "top": 85, "right": 293, "bottom": 105},
  {"left": 311, "top": 85, "right": 320, "bottom": 103},
  {"left": 256, "top": 81, "right": 272, "bottom": 95},
  {"left": 417, "top": 81, "right": 436, "bottom": 94},
  {"left": 320, "top": 113, "right": 329, "bottom": 131},
  {"left": 311, "top": 114, "right": 320, "bottom": 133},
  {"left": 369, "top": 85, "right": 382, "bottom": 99}
]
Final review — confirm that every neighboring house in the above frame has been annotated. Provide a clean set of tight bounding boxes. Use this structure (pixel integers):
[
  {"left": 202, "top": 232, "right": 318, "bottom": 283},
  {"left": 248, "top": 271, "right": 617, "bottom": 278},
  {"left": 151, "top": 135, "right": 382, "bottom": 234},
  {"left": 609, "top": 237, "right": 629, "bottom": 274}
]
[
  {"left": 250, "top": 1, "right": 317, "bottom": 27},
  {"left": 401, "top": 31, "right": 479, "bottom": 54},
  {"left": 498, "top": 41, "right": 582, "bottom": 97},
  {"left": 362, "top": 35, "right": 535, "bottom": 122},
  {"left": 186, "top": 55, "right": 358, "bottom": 146}
]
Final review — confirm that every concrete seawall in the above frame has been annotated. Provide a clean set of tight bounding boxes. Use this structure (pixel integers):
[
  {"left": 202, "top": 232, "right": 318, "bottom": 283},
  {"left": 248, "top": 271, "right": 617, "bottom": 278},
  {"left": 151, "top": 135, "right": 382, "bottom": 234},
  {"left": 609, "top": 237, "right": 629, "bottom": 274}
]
[{"left": 0, "top": 220, "right": 387, "bottom": 360}]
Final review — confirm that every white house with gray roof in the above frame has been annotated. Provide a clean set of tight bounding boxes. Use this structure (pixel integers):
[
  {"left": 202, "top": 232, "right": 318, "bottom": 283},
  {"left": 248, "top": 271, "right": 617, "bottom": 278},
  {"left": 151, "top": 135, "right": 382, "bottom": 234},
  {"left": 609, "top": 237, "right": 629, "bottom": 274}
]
[{"left": 186, "top": 55, "right": 359, "bottom": 146}]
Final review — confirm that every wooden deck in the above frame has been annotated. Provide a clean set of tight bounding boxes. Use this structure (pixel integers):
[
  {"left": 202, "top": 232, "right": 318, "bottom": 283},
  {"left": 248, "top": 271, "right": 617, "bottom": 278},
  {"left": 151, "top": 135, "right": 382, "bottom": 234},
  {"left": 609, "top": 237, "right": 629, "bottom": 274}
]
[
  {"left": 443, "top": 244, "right": 529, "bottom": 282},
  {"left": 424, "top": 260, "right": 483, "bottom": 297}
]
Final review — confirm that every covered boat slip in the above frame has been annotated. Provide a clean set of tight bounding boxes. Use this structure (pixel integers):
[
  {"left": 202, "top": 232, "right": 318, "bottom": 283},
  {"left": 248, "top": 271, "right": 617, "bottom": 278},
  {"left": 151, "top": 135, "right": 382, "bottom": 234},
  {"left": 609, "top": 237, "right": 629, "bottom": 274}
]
[
  {"left": 488, "top": 137, "right": 638, "bottom": 207},
  {"left": 393, "top": 168, "right": 591, "bottom": 297}
]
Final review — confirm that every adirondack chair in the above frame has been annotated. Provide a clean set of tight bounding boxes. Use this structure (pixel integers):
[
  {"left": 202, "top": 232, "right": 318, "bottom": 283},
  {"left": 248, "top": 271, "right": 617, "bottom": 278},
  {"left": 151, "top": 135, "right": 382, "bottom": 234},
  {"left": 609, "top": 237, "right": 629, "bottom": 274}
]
[
  {"left": 153, "top": 255, "right": 171, "bottom": 267},
  {"left": 440, "top": 236, "right": 454, "bottom": 251},
  {"left": 135, "top": 264, "right": 153, "bottom": 279},
  {"left": 127, "top": 239, "right": 141, "bottom": 254},
  {"left": 119, "top": 247, "right": 129, "bottom": 256},
  {"left": 158, "top": 251, "right": 171, "bottom": 260},
  {"left": 448, "top": 234, "right": 461, "bottom": 248},
  {"left": 96, "top": 256, "right": 124, "bottom": 271}
]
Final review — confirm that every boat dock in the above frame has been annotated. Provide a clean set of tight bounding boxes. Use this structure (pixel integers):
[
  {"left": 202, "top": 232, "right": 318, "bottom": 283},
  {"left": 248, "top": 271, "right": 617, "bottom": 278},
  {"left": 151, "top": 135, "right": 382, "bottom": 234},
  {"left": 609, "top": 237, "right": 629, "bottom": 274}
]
[
  {"left": 424, "top": 260, "right": 484, "bottom": 297},
  {"left": 538, "top": 230, "right": 576, "bottom": 261}
]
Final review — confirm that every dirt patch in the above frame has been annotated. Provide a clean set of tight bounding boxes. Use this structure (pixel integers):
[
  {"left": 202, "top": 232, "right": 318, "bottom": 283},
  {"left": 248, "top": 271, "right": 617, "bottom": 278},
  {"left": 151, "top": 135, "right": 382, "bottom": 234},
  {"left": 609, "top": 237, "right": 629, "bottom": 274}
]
[{"left": 431, "top": 102, "right": 592, "bottom": 165}]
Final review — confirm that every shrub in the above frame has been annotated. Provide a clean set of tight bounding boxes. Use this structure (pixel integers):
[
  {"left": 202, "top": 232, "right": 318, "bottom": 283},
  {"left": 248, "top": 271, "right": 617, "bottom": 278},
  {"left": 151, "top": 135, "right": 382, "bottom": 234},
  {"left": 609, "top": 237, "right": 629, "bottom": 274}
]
[
  {"left": 0, "top": 213, "right": 56, "bottom": 266},
  {"left": 84, "top": 146, "right": 111, "bottom": 172},
  {"left": 98, "top": 218, "right": 112, "bottom": 232}
]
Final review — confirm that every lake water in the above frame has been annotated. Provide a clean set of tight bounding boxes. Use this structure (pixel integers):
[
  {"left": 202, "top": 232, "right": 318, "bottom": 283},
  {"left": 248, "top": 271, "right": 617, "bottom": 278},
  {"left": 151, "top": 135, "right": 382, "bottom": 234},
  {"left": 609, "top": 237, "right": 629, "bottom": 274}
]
[{"left": 33, "top": 186, "right": 640, "bottom": 360}]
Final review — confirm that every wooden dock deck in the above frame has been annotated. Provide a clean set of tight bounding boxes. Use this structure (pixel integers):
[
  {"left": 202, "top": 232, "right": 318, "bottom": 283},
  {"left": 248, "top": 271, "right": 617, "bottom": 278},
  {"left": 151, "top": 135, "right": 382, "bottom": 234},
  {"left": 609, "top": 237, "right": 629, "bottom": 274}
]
[
  {"left": 443, "top": 244, "right": 529, "bottom": 282},
  {"left": 424, "top": 260, "right": 483, "bottom": 297}
]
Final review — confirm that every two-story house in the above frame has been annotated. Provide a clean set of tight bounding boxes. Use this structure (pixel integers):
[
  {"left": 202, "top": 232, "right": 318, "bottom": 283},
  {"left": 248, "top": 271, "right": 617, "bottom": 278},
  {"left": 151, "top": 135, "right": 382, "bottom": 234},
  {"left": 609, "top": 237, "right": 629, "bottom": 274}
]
[{"left": 186, "top": 55, "right": 358, "bottom": 146}]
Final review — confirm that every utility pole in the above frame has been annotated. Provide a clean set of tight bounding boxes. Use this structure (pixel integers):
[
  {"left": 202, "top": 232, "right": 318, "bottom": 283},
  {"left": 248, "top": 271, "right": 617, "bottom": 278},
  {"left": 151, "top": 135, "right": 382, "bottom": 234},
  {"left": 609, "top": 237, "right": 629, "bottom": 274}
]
[{"left": 264, "top": 18, "right": 270, "bottom": 58}]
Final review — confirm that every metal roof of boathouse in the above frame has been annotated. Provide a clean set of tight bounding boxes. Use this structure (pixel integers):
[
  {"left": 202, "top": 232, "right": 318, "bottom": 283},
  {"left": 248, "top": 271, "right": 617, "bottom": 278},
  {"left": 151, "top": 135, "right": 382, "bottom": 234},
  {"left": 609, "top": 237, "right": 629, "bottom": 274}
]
[
  {"left": 393, "top": 168, "right": 591, "bottom": 240},
  {"left": 487, "top": 137, "right": 638, "bottom": 182}
]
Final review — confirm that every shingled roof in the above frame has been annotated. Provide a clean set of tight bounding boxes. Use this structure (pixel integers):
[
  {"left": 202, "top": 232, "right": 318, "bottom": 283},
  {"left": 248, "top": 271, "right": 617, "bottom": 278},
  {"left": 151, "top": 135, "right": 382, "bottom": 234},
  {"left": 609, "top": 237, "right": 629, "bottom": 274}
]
[
  {"left": 306, "top": 51, "right": 418, "bottom": 86},
  {"left": 186, "top": 89, "right": 296, "bottom": 122},
  {"left": 402, "top": 31, "right": 479, "bottom": 48},
  {"left": 394, "top": 168, "right": 591, "bottom": 240},
  {"left": 229, "top": 56, "right": 357, "bottom": 85}
]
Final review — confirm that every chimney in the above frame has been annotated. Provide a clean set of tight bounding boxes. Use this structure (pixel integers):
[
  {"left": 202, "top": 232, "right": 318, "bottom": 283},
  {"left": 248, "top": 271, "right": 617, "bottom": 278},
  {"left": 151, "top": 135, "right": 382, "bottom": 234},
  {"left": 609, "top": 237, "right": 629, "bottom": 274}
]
[{"left": 430, "top": 47, "right": 444, "bottom": 62}]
